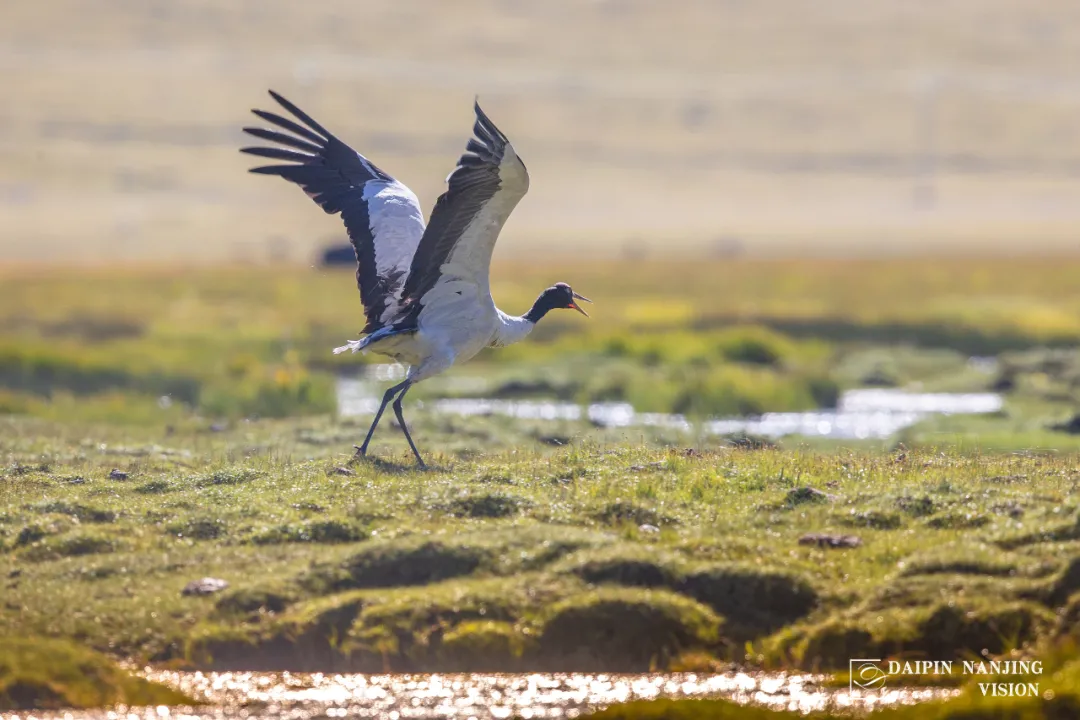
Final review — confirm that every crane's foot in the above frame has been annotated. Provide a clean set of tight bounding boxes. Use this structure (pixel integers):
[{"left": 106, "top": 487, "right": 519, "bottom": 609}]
[{"left": 348, "top": 445, "right": 367, "bottom": 464}]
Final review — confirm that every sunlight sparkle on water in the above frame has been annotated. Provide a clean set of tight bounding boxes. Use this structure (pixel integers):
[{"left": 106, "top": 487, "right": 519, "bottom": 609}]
[{"left": 0, "top": 671, "right": 959, "bottom": 720}]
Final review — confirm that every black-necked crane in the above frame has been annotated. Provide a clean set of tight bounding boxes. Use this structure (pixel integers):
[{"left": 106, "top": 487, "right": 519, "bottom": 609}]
[{"left": 241, "top": 91, "right": 591, "bottom": 468}]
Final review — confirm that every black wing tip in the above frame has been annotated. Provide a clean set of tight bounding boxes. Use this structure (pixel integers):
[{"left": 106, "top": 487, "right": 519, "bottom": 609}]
[
  {"left": 258, "top": 90, "right": 333, "bottom": 139},
  {"left": 471, "top": 97, "right": 508, "bottom": 145},
  {"left": 239, "top": 146, "right": 270, "bottom": 161},
  {"left": 238, "top": 146, "right": 288, "bottom": 156},
  {"left": 252, "top": 90, "right": 291, "bottom": 117},
  {"left": 266, "top": 90, "right": 299, "bottom": 118},
  {"left": 473, "top": 96, "right": 490, "bottom": 124}
]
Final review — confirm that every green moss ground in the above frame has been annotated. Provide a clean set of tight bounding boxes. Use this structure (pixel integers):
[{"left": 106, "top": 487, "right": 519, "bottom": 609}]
[{"left": 4, "top": 415, "right": 1080, "bottom": 680}]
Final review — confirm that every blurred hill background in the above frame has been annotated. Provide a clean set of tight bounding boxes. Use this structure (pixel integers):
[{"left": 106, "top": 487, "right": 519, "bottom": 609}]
[{"left": 2, "top": 0, "right": 1080, "bottom": 263}]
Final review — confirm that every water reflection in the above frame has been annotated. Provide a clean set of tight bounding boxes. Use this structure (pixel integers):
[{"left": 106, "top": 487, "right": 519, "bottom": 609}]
[
  {"left": 337, "top": 366, "right": 1003, "bottom": 440},
  {"left": 0, "top": 671, "right": 960, "bottom": 720}
]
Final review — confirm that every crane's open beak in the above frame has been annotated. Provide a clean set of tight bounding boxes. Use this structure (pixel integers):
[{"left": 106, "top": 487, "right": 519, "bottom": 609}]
[{"left": 570, "top": 291, "right": 592, "bottom": 317}]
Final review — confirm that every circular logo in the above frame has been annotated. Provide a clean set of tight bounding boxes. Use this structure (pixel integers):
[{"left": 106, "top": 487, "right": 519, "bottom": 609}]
[{"left": 852, "top": 662, "right": 887, "bottom": 690}]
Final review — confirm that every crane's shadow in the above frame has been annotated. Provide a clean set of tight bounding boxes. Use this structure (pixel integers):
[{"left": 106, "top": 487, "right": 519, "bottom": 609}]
[{"left": 346, "top": 453, "right": 442, "bottom": 473}]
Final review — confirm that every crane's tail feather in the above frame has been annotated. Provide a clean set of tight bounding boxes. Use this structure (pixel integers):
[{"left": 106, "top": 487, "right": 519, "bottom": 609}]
[
  {"left": 333, "top": 325, "right": 412, "bottom": 356},
  {"left": 333, "top": 339, "right": 367, "bottom": 355}
]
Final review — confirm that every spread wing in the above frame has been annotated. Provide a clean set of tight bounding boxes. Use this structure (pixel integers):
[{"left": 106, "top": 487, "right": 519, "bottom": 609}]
[
  {"left": 240, "top": 90, "right": 424, "bottom": 332},
  {"left": 395, "top": 100, "right": 529, "bottom": 325}
]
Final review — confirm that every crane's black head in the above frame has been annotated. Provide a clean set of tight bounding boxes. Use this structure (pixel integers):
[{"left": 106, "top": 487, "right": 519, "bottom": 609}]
[{"left": 525, "top": 283, "right": 592, "bottom": 324}]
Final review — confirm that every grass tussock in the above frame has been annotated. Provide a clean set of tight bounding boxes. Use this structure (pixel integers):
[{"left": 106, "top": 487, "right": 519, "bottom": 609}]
[
  {"left": 537, "top": 587, "right": 721, "bottom": 671},
  {"left": 18, "top": 532, "right": 122, "bottom": 562},
  {"left": 0, "top": 638, "right": 192, "bottom": 710},
  {"left": 249, "top": 519, "right": 368, "bottom": 545},
  {"left": 768, "top": 601, "right": 1054, "bottom": 670},
  {"left": 679, "top": 566, "right": 819, "bottom": 642},
  {"left": 307, "top": 537, "right": 490, "bottom": 592},
  {"left": 437, "top": 620, "right": 529, "bottom": 670},
  {"left": 557, "top": 545, "right": 685, "bottom": 589},
  {"left": 441, "top": 491, "right": 531, "bottom": 518}
]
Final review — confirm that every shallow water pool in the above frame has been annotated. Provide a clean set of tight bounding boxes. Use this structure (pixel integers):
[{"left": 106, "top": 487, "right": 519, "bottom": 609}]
[{"left": 337, "top": 366, "right": 1002, "bottom": 441}]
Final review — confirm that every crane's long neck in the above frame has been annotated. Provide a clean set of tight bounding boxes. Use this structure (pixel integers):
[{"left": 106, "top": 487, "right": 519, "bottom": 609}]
[
  {"left": 491, "top": 291, "right": 557, "bottom": 348},
  {"left": 524, "top": 293, "right": 559, "bottom": 324},
  {"left": 491, "top": 309, "right": 536, "bottom": 348}
]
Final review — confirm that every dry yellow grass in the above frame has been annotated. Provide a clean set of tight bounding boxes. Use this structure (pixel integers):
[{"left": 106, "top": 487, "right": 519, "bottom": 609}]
[
  {"left": 3, "top": 1, "right": 1080, "bottom": 262},
  {"left": 3, "top": 257, "right": 1079, "bottom": 348}
]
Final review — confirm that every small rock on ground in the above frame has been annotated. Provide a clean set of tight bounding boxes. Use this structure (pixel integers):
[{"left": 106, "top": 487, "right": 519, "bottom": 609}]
[
  {"left": 786, "top": 486, "right": 838, "bottom": 504},
  {"left": 799, "top": 533, "right": 862, "bottom": 549},
  {"left": 181, "top": 577, "right": 229, "bottom": 596},
  {"left": 108, "top": 469, "right": 129, "bottom": 480},
  {"left": 725, "top": 433, "right": 776, "bottom": 449}
]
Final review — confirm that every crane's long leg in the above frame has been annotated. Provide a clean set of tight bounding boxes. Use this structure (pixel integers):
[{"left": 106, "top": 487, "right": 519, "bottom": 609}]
[
  {"left": 352, "top": 380, "right": 409, "bottom": 461},
  {"left": 391, "top": 381, "right": 426, "bottom": 469}
]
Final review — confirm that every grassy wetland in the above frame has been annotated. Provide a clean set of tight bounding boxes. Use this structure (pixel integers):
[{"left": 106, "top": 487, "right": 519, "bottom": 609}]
[
  {"left": 7, "top": 0, "right": 1080, "bottom": 715},
  {"left": 3, "top": 258, "right": 1080, "bottom": 718}
]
